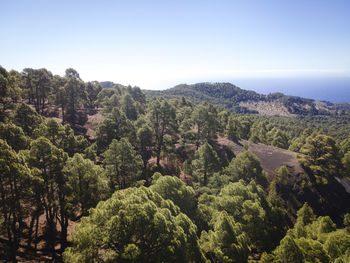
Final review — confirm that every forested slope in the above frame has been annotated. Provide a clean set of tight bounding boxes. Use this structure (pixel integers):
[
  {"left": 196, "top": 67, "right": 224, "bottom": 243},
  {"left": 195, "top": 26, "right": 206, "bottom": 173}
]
[
  {"left": 1, "top": 65, "right": 350, "bottom": 262},
  {"left": 145, "top": 82, "right": 350, "bottom": 116}
]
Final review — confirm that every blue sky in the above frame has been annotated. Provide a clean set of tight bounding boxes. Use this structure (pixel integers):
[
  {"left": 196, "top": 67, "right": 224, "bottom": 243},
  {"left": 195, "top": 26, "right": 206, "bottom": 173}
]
[{"left": 1, "top": 0, "right": 350, "bottom": 90}]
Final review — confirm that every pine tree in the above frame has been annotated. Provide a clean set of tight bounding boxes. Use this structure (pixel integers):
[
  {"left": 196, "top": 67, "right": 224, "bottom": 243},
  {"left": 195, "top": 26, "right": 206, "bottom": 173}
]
[{"left": 192, "top": 143, "right": 220, "bottom": 186}]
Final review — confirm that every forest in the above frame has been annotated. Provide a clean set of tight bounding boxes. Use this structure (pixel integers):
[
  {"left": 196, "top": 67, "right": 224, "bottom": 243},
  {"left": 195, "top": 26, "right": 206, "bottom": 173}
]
[
  {"left": 1, "top": 65, "right": 350, "bottom": 262},
  {"left": 144, "top": 82, "right": 350, "bottom": 116}
]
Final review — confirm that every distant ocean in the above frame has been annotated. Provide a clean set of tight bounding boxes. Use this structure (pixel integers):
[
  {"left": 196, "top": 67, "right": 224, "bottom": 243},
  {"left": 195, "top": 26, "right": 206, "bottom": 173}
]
[{"left": 227, "top": 77, "right": 350, "bottom": 103}]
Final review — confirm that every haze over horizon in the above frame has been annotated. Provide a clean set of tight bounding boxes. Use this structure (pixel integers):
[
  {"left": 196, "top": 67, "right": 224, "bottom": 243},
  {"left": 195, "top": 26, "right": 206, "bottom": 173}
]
[{"left": 1, "top": 0, "right": 350, "bottom": 99}]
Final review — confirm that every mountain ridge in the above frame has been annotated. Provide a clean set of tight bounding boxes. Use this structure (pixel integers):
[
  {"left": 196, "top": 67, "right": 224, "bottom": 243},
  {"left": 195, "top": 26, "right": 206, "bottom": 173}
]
[{"left": 143, "top": 82, "right": 350, "bottom": 116}]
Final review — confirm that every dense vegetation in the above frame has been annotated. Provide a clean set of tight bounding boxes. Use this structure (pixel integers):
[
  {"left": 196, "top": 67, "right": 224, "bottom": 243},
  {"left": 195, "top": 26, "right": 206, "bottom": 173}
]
[
  {"left": 145, "top": 82, "right": 350, "bottom": 116},
  {"left": 1, "top": 65, "right": 350, "bottom": 262}
]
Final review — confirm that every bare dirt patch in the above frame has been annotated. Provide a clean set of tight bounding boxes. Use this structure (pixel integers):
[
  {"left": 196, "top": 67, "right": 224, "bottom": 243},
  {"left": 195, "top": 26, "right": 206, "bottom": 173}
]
[
  {"left": 239, "top": 100, "right": 294, "bottom": 117},
  {"left": 84, "top": 111, "right": 104, "bottom": 139},
  {"left": 217, "top": 136, "right": 304, "bottom": 176}
]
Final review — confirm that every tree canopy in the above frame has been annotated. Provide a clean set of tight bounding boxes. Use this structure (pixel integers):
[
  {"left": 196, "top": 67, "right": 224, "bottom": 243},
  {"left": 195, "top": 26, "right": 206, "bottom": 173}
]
[{"left": 63, "top": 187, "right": 205, "bottom": 263}]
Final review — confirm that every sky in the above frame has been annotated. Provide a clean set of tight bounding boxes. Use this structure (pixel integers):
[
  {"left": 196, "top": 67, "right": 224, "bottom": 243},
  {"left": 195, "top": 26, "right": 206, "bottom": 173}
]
[{"left": 1, "top": 0, "right": 350, "bottom": 91}]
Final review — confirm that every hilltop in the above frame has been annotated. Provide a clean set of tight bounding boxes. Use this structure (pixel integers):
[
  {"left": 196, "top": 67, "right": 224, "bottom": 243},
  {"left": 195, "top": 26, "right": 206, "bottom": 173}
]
[{"left": 144, "top": 82, "right": 350, "bottom": 116}]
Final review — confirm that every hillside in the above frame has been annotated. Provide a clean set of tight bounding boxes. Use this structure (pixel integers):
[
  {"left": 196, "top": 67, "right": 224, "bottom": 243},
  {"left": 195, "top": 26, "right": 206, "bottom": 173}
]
[
  {"left": 2, "top": 65, "right": 350, "bottom": 262},
  {"left": 216, "top": 136, "right": 350, "bottom": 225},
  {"left": 144, "top": 82, "right": 350, "bottom": 116}
]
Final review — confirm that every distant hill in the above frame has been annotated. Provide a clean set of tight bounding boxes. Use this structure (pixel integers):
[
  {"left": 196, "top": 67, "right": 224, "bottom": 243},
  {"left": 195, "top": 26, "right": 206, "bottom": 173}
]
[
  {"left": 144, "top": 82, "right": 350, "bottom": 116},
  {"left": 100, "top": 81, "right": 116, "bottom": 89}
]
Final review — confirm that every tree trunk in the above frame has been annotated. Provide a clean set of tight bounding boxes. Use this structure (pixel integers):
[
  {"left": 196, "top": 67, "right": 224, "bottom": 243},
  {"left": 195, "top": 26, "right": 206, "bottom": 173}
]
[
  {"left": 27, "top": 215, "right": 36, "bottom": 249},
  {"left": 203, "top": 170, "right": 207, "bottom": 186},
  {"left": 47, "top": 218, "right": 56, "bottom": 260},
  {"left": 156, "top": 150, "right": 161, "bottom": 168},
  {"left": 71, "top": 89, "right": 76, "bottom": 128},
  {"left": 156, "top": 128, "right": 165, "bottom": 169},
  {"left": 35, "top": 86, "right": 40, "bottom": 113},
  {"left": 59, "top": 214, "right": 68, "bottom": 252},
  {"left": 10, "top": 220, "right": 19, "bottom": 263},
  {"left": 34, "top": 215, "right": 39, "bottom": 251},
  {"left": 61, "top": 104, "right": 65, "bottom": 123},
  {"left": 41, "top": 97, "right": 45, "bottom": 115},
  {"left": 196, "top": 125, "right": 201, "bottom": 150}
]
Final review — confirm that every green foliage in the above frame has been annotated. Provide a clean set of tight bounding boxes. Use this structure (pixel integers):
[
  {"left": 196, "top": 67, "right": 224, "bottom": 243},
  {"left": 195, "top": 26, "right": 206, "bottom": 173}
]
[
  {"left": 83, "top": 142, "right": 98, "bottom": 161},
  {"left": 324, "top": 230, "right": 350, "bottom": 261},
  {"left": 104, "top": 138, "right": 143, "bottom": 190},
  {"left": 295, "top": 238, "right": 330, "bottom": 263},
  {"left": 33, "top": 119, "right": 65, "bottom": 145},
  {"left": 7, "top": 70, "right": 23, "bottom": 103},
  {"left": 0, "top": 139, "right": 33, "bottom": 259},
  {"left": 277, "top": 165, "right": 289, "bottom": 185},
  {"left": 64, "top": 153, "right": 109, "bottom": 217},
  {"left": 237, "top": 116, "right": 253, "bottom": 140},
  {"left": 178, "top": 105, "right": 196, "bottom": 144},
  {"left": 341, "top": 138, "right": 350, "bottom": 154},
  {"left": 267, "top": 181, "right": 281, "bottom": 207},
  {"left": 121, "top": 93, "right": 138, "bottom": 120},
  {"left": 199, "top": 180, "right": 280, "bottom": 251},
  {"left": 137, "top": 124, "right": 153, "bottom": 169},
  {"left": 259, "top": 252, "right": 275, "bottom": 262},
  {"left": 0, "top": 66, "right": 19, "bottom": 120},
  {"left": 299, "top": 133, "right": 342, "bottom": 181},
  {"left": 101, "top": 92, "right": 120, "bottom": 114},
  {"left": 12, "top": 103, "right": 43, "bottom": 136},
  {"left": 127, "top": 85, "right": 146, "bottom": 105},
  {"left": 344, "top": 213, "right": 350, "bottom": 233},
  {"left": 342, "top": 151, "right": 350, "bottom": 178},
  {"left": 0, "top": 121, "right": 29, "bottom": 151},
  {"left": 145, "top": 82, "right": 261, "bottom": 114},
  {"left": 268, "top": 204, "right": 350, "bottom": 263},
  {"left": 200, "top": 211, "right": 250, "bottom": 263},
  {"left": 27, "top": 137, "right": 69, "bottom": 250},
  {"left": 95, "top": 108, "right": 136, "bottom": 153},
  {"left": 148, "top": 98, "right": 177, "bottom": 168},
  {"left": 265, "top": 188, "right": 288, "bottom": 243},
  {"left": 224, "top": 149, "right": 267, "bottom": 187},
  {"left": 63, "top": 187, "right": 205, "bottom": 263},
  {"left": 28, "top": 137, "right": 68, "bottom": 180},
  {"left": 289, "top": 128, "right": 313, "bottom": 152},
  {"left": 150, "top": 173, "right": 197, "bottom": 219},
  {"left": 317, "top": 216, "right": 336, "bottom": 236},
  {"left": 191, "top": 102, "right": 219, "bottom": 146},
  {"left": 249, "top": 120, "right": 269, "bottom": 144},
  {"left": 297, "top": 203, "right": 316, "bottom": 226},
  {"left": 147, "top": 83, "right": 338, "bottom": 117},
  {"left": 33, "top": 119, "right": 88, "bottom": 156},
  {"left": 206, "top": 173, "right": 231, "bottom": 194},
  {"left": 217, "top": 181, "right": 270, "bottom": 250},
  {"left": 226, "top": 116, "right": 241, "bottom": 141},
  {"left": 64, "top": 68, "right": 87, "bottom": 127},
  {"left": 267, "top": 128, "right": 289, "bottom": 149},
  {"left": 84, "top": 81, "right": 102, "bottom": 111},
  {"left": 192, "top": 142, "right": 221, "bottom": 186},
  {"left": 3, "top": 63, "right": 350, "bottom": 261},
  {"left": 274, "top": 235, "right": 304, "bottom": 263},
  {"left": 21, "top": 68, "right": 53, "bottom": 114}
]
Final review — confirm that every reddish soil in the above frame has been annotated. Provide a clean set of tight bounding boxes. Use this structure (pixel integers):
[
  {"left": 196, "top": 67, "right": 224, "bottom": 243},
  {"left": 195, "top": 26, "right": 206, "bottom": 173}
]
[
  {"left": 0, "top": 214, "right": 79, "bottom": 262},
  {"left": 84, "top": 111, "right": 104, "bottom": 139}
]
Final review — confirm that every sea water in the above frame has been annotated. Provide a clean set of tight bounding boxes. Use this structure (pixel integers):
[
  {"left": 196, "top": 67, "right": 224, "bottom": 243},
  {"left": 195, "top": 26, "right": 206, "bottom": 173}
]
[{"left": 230, "top": 77, "right": 350, "bottom": 103}]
